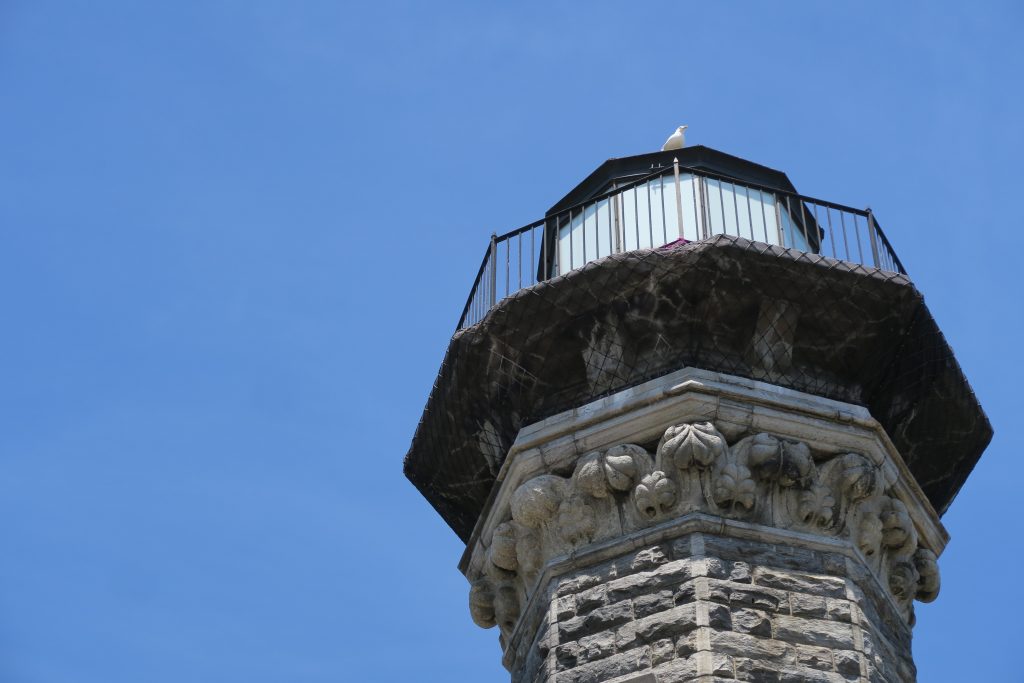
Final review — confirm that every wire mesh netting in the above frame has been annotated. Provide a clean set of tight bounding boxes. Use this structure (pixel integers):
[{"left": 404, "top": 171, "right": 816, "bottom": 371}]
[{"left": 406, "top": 235, "right": 990, "bottom": 544}]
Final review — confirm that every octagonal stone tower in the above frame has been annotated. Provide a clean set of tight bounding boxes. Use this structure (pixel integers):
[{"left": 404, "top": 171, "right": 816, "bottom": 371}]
[{"left": 405, "top": 146, "right": 990, "bottom": 683}]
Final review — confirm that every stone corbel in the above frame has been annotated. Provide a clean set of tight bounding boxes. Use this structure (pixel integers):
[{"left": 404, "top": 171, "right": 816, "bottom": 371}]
[{"left": 468, "top": 420, "right": 942, "bottom": 642}]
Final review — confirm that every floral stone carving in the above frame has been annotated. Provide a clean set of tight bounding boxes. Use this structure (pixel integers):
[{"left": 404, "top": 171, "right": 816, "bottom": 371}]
[{"left": 469, "top": 421, "right": 939, "bottom": 636}]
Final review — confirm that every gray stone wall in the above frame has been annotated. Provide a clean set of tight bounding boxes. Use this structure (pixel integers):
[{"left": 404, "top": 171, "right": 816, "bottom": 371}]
[{"left": 521, "top": 533, "right": 913, "bottom": 683}]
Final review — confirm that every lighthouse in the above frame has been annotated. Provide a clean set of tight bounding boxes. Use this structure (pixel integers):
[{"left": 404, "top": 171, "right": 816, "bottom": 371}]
[{"left": 404, "top": 142, "right": 990, "bottom": 682}]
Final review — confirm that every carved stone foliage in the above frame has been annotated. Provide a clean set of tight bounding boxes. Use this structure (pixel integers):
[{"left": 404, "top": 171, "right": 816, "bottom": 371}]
[{"left": 469, "top": 422, "right": 939, "bottom": 636}]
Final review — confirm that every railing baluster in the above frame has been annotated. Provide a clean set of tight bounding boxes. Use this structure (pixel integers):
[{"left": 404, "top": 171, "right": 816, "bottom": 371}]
[
  {"left": 582, "top": 205, "right": 588, "bottom": 266},
  {"left": 844, "top": 212, "right": 862, "bottom": 264},
  {"left": 771, "top": 191, "right": 782, "bottom": 246},
  {"left": 646, "top": 179, "right": 654, "bottom": 249},
  {"left": 489, "top": 234, "right": 497, "bottom": 308},
  {"left": 788, "top": 196, "right": 806, "bottom": 250},
  {"left": 830, "top": 209, "right": 847, "bottom": 262},
  {"left": 542, "top": 220, "right": 548, "bottom": 281},
  {"left": 606, "top": 194, "right": 612, "bottom": 258},
  {"left": 569, "top": 208, "right": 575, "bottom": 271},
  {"left": 731, "top": 182, "right": 741, "bottom": 239},
  {"left": 688, "top": 169, "right": 696, "bottom": 237},
  {"left": 761, "top": 189, "right": 770, "bottom": 245},
  {"left": 691, "top": 173, "right": 700, "bottom": 240},
  {"left": 815, "top": 204, "right": 835, "bottom": 258},
  {"left": 580, "top": 207, "right": 585, "bottom": 267},
  {"left": 554, "top": 216, "right": 561, "bottom": 276},
  {"left": 593, "top": 202, "right": 598, "bottom": 261},
  {"left": 589, "top": 203, "right": 595, "bottom": 261},
  {"left": 663, "top": 174, "right": 671, "bottom": 245},
  {"left": 613, "top": 192, "right": 622, "bottom": 253},
  {"left": 717, "top": 179, "right": 726, "bottom": 236},
  {"left": 634, "top": 187, "right": 640, "bottom": 250},
  {"left": 745, "top": 185, "right": 753, "bottom": 241},
  {"left": 673, "top": 158, "right": 684, "bottom": 241},
  {"left": 700, "top": 176, "right": 708, "bottom": 240},
  {"left": 530, "top": 224, "right": 535, "bottom": 286},
  {"left": 866, "top": 208, "right": 881, "bottom": 269}
]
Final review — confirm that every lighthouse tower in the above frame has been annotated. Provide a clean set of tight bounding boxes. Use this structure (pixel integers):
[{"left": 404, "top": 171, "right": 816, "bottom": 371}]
[{"left": 405, "top": 143, "right": 990, "bottom": 683}]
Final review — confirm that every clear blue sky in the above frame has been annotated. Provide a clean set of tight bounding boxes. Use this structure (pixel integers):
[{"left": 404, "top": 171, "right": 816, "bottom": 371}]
[{"left": 1, "top": 2, "right": 1021, "bottom": 681}]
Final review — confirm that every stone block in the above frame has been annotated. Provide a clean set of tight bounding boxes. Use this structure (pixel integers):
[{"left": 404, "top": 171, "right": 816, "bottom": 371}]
[
  {"left": 606, "top": 560, "right": 696, "bottom": 603},
  {"left": 792, "top": 643, "right": 834, "bottom": 672},
  {"left": 708, "top": 603, "right": 733, "bottom": 630},
  {"left": 555, "top": 594, "right": 578, "bottom": 621},
  {"left": 559, "top": 647, "right": 650, "bottom": 683},
  {"left": 753, "top": 568, "right": 847, "bottom": 599},
  {"left": 674, "top": 632, "right": 698, "bottom": 658},
  {"left": 709, "top": 630, "right": 790, "bottom": 661},
  {"left": 772, "top": 614, "right": 855, "bottom": 651},
  {"left": 607, "top": 572, "right": 662, "bottom": 604},
  {"left": 708, "top": 579, "right": 787, "bottom": 612},
  {"left": 789, "top": 593, "right": 827, "bottom": 619},
  {"left": 577, "top": 585, "right": 610, "bottom": 615},
  {"left": 630, "top": 546, "right": 669, "bottom": 571},
  {"left": 633, "top": 590, "right": 674, "bottom": 618},
  {"left": 731, "top": 608, "right": 772, "bottom": 638},
  {"left": 579, "top": 631, "right": 617, "bottom": 662},
  {"left": 710, "top": 653, "right": 735, "bottom": 678},
  {"left": 556, "top": 641, "right": 580, "bottom": 670},
  {"left": 559, "top": 600, "right": 634, "bottom": 642},
  {"left": 712, "top": 561, "right": 753, "bottom": 581},
  {"left": 652, "top": 559, "right": 699, "bottom": 585},
  {"left": 703, "top": 536, "right": 825, "bottom": 575},
  {"left": 732, "top": 657, "right": 850, "bottom": 683},
  {"left": 650, "top": 637, "right": 675, "bottom": 666},
  {"left": 834, "top": 650, "right": 862, "bottom": 678},
  {"left": 556, "top": 563, "right": 618, "bottom": 597},
  {"left": 705, "top": 557, "right": 752, "bottom": 584},
  {"left": 673, "top": 581, "right": 697, "bottom": 606},
  {"left": 651, "top": 653, "right": 699, "bottom": 683},
  {"left": 632, "top": 603, "right": 699, "bottom": 645},
  {"left": 669, "top": 535, "right": 694, "bottom": 561},
  {"left": 825, "top": 599, "right": 851, "bottom": 623}
]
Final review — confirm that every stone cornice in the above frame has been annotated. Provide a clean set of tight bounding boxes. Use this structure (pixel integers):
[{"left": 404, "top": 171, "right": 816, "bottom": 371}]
[
  {"left": 461, "top": 368, "right": 947, "bottom": 574},
  {"left": 462, "top": 370, "right": 945, "bottom": 653}
]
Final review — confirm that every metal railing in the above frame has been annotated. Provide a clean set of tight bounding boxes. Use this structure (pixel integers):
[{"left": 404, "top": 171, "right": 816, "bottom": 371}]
[{"left": 457, "top": 163, "right": 905, "bottom": 330}]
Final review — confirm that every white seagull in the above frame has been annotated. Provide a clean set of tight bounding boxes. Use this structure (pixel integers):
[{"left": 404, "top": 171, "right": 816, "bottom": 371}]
[{"left": 661, "top": 125, "right": 688, "bottom": 151}]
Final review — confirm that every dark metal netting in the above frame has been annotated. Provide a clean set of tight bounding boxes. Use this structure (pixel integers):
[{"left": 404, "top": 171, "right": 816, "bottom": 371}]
[{"left": 404, "top": 235, "right": 991, "bottom": 542}]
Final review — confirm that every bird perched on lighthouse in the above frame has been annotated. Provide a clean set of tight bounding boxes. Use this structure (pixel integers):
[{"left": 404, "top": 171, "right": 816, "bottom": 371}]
[{"left": 662, "top": 125, "right": 688, "bottom": 151}]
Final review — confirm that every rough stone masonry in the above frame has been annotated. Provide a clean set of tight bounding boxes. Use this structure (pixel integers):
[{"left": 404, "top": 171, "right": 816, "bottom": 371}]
[{"left": 461, "top": 370, "right": 945, "bottom": 683}]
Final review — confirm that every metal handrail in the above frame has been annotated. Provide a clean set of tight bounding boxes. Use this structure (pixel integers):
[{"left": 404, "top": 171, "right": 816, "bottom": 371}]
[{"left": 456, "top": 165, "right": 905, "bottom": 330}]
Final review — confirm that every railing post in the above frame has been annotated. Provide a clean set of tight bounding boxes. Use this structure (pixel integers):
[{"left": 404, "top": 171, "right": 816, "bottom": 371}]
[
  {"left": 773, "top": 192, "right": 785, "bottom": 246},
  {"left": 673, "top": 158, "right": 684, "bottom": 238},
  {"left": 865, "top": 208, "right": 881, "bottom": 269},
  {"left": 489, "top": 233, "right": 498, "bottom": 307},
  {"left": 612, "top": 194, "right": 622, "bottom": 254},
  {"left": 696, "top": 175, "right": 708, "bottom": 239},
  {"left": 695, "top": 175, "right": 702, "bottom": 239}
]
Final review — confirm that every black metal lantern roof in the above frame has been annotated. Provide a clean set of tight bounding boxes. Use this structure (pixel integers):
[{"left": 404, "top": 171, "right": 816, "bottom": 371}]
[{"left": 547, "top": 145, "right": 799, "bottom": 216}]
